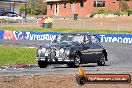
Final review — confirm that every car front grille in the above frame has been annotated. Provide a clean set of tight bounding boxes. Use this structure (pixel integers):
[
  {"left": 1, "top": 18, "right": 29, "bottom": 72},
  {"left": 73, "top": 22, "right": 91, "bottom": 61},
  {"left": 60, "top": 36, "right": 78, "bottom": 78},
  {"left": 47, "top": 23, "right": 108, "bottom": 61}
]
[
  {"left": 50, "top": 51, "right": 56, "bottom": 59},
  {"left": 38, "top": 47, "right": 66, "bottom": 60},
  {"left": 46, "top": 48, "right": 57, "bottom": 58}
]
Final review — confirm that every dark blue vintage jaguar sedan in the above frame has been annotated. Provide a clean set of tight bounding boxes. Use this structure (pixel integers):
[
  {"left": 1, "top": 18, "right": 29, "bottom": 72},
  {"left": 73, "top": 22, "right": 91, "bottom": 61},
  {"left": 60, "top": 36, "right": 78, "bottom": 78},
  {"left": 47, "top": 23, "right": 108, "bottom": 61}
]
[{"left": 35, "top": 32, "right": 108, "bottom": 68}]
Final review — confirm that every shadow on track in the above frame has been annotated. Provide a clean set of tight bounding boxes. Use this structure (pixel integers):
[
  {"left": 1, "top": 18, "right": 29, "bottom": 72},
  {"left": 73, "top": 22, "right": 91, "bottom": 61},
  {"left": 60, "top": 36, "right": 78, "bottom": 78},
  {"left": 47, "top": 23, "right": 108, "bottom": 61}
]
[{"left": 52, "top": 64, "right": 110, "bottom": 68}]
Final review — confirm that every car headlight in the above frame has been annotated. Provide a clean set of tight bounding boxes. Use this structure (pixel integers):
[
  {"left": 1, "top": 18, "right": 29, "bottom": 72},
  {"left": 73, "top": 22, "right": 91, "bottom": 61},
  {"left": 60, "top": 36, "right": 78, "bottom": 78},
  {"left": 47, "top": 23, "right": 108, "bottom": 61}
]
[
  {"left": 56, "top": 50, "right": 60, "bottom": 57},
  {"left": 59, "top": 48, "right": 65, "bottom": 54},
  {"left": 38, "top": 49, "right": 42, "bottom": 54},
  {"left": 41, "top": 48, "right": 46, "bottom": 53},
  {"left": 65, "top": 49, "right": 70, "bottom": 56}
]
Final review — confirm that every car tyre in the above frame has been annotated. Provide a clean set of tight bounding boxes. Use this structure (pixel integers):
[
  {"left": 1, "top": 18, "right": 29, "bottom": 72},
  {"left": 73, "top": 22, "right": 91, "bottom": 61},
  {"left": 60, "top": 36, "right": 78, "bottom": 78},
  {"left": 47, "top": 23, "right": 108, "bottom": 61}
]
[
  {"left": 67, "top": 54, "right": 81, "bottom": 68},
  {"left": 74, "top": 54, "right": 81, "bottom": 67},
  {"left": 38, "top": 61, "right": 47, "bottom": 68},
  {"left": 76, "top": 76, "right": 87, "bottom": 85},
  {"left": 97, "top": 54, "right": 105, "bottom": 66}
]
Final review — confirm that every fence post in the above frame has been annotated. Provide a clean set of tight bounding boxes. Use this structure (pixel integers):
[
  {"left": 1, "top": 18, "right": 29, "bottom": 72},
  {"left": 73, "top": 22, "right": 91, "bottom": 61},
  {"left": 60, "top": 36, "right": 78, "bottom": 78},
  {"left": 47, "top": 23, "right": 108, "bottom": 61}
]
[
  {"left": 83, "top": 20, "right": 86, "bottom": 29},
  {"left": 117, "top": 23, "right": 120, "bottom": 31},
  {"left": 101, "top": 21, "right": 103, "bottom": 29}
]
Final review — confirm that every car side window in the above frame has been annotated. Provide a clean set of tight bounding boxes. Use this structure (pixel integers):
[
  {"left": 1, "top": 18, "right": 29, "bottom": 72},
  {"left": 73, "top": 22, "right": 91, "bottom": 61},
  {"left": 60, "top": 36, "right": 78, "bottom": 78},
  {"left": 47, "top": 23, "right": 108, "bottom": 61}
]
[
  {"left": 1, "top": 13, "right": 6, "bottom": 16},
  {"left": 85, "top": 35, "right": 90, "bottom": 44},
  {"left": 91, "top": 35, "right": 100, "bottom": 44},
  {"left": 8, "top": 13, "right": 14, "bottom": 17},
  {"left": 73, "top": 35, "right": 84, "bottom": 43}
]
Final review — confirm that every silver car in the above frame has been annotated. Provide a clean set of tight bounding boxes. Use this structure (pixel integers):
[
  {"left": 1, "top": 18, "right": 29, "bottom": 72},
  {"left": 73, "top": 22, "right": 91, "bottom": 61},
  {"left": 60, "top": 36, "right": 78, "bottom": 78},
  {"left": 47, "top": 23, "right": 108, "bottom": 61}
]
[{"left": 0, "top": 12, "right": 23, "bottom": 22}]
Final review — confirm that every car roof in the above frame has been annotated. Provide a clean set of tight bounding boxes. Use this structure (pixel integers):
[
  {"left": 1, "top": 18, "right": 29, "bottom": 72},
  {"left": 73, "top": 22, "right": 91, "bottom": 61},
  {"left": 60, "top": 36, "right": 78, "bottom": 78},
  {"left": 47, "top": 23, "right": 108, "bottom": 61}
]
[
  {"left": 2, "top": 12, "right": 18, "bottom": 14},
  {"left": 60, "top": 32, "right": 93, "bottom": 35}
]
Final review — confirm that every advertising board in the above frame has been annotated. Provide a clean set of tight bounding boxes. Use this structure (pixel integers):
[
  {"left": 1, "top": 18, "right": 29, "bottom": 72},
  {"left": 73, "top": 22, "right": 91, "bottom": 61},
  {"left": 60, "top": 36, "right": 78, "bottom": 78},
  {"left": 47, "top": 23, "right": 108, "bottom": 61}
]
[
  {"left": 0, "top": 30, "right": 132, "bottom": 44},
  {"left": 3, "top": 30, "right": 60, "bottom": 41},
  {"left": 97, "top": 34, "right": 132, "bottom": 44}
]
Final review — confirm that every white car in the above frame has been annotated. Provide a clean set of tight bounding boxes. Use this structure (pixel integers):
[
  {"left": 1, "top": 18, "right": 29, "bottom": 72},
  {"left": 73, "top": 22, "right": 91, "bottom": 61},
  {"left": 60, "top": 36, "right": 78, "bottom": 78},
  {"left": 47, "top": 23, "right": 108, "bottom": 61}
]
[{"left": 0, "top": 12, "right": 23, "bottom": 22}]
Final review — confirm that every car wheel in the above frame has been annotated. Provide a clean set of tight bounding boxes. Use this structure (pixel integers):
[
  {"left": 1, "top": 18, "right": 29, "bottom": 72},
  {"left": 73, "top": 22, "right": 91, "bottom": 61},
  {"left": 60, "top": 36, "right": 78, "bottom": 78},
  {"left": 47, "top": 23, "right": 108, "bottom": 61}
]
[
  {"left": 97, "top": 54, "right": 105, "bottom": 66},
  {"left": 74, "top": 54, "right": 81, "bottom": 67},
  {"left": 16, "top": 19, "right": 21, "bottom": 23},
  {"left": 76, "top": 76, "right": 87, "bottom": 85},
  {"left": 67, "top": 54, "right": 81, "bottom": 68},
  {"left": 38, "top": 61, "right": 47, "bottom": 68}
]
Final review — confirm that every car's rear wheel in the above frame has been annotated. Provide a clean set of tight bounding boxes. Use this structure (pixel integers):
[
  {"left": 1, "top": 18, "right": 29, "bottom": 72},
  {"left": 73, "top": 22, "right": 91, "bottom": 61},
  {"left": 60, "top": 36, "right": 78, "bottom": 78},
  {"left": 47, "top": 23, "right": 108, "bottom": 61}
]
[
  {"left": 67, "top": 54, "right": 81, "bottom": 68},
  {"left": 38, "top": 61, "right": 48, "bottom": 68},
  {"left": 97, "top": 54, "right": 105, "bottom": 66}
]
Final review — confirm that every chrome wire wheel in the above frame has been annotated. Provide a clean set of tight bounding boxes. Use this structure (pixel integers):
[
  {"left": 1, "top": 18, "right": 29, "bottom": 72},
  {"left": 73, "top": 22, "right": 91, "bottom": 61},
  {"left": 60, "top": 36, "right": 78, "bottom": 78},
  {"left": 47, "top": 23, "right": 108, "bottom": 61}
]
[
  {"left": 67, "top": 54, "right": 81, "bottom": 68},
  {"left": 74, "top": 54, "right": 81, "bottom": 67},
  {"left": 38, "top": 61, "right": 48, "bottom": 68},
  {"left": 97, "top": 54, "right": 105, "bottom": 66}
]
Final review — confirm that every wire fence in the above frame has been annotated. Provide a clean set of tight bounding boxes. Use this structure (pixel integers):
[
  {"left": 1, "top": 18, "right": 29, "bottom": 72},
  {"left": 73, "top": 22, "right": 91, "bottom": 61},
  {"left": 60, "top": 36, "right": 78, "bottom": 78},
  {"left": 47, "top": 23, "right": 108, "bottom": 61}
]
[
  {"left": 53, "top": 20, "right": 132, "bottom": 31},
  {"left": 1, "top": 17, "right": 132, "bottom": 31}
]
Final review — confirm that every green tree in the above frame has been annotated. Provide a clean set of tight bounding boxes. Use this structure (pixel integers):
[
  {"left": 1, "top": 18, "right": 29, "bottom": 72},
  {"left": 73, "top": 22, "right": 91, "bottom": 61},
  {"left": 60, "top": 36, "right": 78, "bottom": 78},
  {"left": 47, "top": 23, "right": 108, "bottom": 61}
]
[
  {"left": 98, "top": 8, "right": 108, "bottom": 15},
  {"left": 20, "top": 0, "right": 47, "bottom": 15}
]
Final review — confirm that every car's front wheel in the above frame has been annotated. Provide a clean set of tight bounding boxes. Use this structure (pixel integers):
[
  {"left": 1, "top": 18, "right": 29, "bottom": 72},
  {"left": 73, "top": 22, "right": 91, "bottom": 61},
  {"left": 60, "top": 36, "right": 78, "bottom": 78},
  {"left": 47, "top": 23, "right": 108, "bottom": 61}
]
[
  {"left": 38, "top": 61, "right": 48, "bottom": 68},
  {"left": 97, "top": 54, "right": 105, "bottom": 66},
  {"left": 67, "top": 54, "right": 81, "bottom": 68}
]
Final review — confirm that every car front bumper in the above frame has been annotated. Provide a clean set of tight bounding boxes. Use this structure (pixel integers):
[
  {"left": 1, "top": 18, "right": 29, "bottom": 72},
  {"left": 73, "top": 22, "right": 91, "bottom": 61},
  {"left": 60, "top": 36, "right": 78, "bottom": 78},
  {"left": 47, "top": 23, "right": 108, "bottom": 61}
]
[{"left": 35, "top": 56, "right": 74, "bottom": 63}]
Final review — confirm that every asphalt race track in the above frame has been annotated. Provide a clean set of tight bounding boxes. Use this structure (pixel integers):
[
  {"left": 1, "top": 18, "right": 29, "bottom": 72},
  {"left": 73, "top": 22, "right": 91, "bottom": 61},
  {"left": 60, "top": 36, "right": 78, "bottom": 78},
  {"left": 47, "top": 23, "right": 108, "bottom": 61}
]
[{"left": 0, "top": 40, "right": 132, "bottom": 76}]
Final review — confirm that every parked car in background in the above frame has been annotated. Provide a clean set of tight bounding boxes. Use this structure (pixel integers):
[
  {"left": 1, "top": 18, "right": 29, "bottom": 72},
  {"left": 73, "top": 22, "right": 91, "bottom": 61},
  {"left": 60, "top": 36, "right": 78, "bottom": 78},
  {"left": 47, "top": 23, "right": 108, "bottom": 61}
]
[
  {"left": 0, "top": 12, "right": 23, "bottom": 22},
  {"left": 35, "top": 32, "right": 108, "bottom": 68}
]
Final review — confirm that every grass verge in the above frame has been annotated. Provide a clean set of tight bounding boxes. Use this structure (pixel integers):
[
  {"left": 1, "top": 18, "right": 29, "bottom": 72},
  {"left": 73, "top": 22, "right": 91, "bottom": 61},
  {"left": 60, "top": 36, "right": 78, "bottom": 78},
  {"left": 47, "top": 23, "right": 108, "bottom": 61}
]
[
  {"left": 0, "top": 27, "right": 132, "bottom": 34},
  {"left": 0, "top": 46, "right": 36, "bottom": 66}
]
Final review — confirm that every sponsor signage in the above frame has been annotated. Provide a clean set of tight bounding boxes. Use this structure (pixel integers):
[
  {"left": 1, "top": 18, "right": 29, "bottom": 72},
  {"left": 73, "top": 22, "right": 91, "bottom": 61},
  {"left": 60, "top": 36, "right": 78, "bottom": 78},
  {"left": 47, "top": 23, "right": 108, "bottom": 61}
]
[
  {"left": 97, "top": 34, "right": 132, "bottom": 44},
  {"left": 76, "top": 74, "right": 131, "bottom": 85},
  {"left": 0, "top": 30, "right": 132, "bottom": 44},
  {"left": 0, "top": 30, "right": 4, "bottom": 39},
  {"left": 3, "top": 30, "right": 60, "bottom": 41},
  {"left": 76, "top": 67, "right": 131, "bottom": 85}
]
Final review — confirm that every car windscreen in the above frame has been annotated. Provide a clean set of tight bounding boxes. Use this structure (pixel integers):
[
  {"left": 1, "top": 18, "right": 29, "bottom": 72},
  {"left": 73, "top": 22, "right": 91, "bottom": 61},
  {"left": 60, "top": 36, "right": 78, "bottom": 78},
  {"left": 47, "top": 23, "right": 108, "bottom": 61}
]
[
  {"left": 56, "top": 34, "right": 84, "bottom": 44},
  {"left": 0, "top": 12, "right": 7, "bottom": 16}
]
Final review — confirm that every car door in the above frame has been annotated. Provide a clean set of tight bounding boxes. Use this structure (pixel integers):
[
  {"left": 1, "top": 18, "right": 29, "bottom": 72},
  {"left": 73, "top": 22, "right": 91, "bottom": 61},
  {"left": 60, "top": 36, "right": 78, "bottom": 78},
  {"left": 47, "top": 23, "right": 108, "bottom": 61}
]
[
  {"left": 90, "top": 35, "right": 103, "bottom": 61},
  {"left": 81, "top": 34, "right": 96, "bottom": 63},
  {"left": 11, "top": 13, "right": 20, "bottom": 21},
  {"left": 81, "top": 34, "right": 103, "bottom": 63},
  {"left": 8, "top": 13, "right": 17, "bottom": 21}
]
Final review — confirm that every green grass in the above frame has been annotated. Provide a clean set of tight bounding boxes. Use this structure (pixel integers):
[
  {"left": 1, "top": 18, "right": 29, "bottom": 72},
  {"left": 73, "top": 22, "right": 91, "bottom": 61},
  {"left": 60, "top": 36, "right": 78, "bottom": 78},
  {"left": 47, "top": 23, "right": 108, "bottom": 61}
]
[
  {"left": 0, "top": 46, "right": 36, "bottom": 66},
  {"left": 0, "top": 27, "right": 132, "bottom": 34}
]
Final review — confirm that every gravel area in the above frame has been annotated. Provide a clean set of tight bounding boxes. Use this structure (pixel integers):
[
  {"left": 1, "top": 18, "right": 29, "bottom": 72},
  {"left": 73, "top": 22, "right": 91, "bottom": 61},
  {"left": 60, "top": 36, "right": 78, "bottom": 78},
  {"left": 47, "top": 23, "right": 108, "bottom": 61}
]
[{"left": 0, "top": 74, "right": 132, "bottom": 88}]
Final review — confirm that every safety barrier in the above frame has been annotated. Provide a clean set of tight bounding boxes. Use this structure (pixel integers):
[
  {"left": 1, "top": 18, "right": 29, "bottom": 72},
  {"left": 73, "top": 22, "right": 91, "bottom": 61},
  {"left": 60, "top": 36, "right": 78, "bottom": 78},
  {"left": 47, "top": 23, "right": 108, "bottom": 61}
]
[
  {"left": 2, "top": 30, "right": 60, "bottom": 41},
  {"left": 97, "top": 34, "right": 132, "bottom": 44},
  {"left": 0, "top": 30, "right": 132, "bottom": 44}
]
